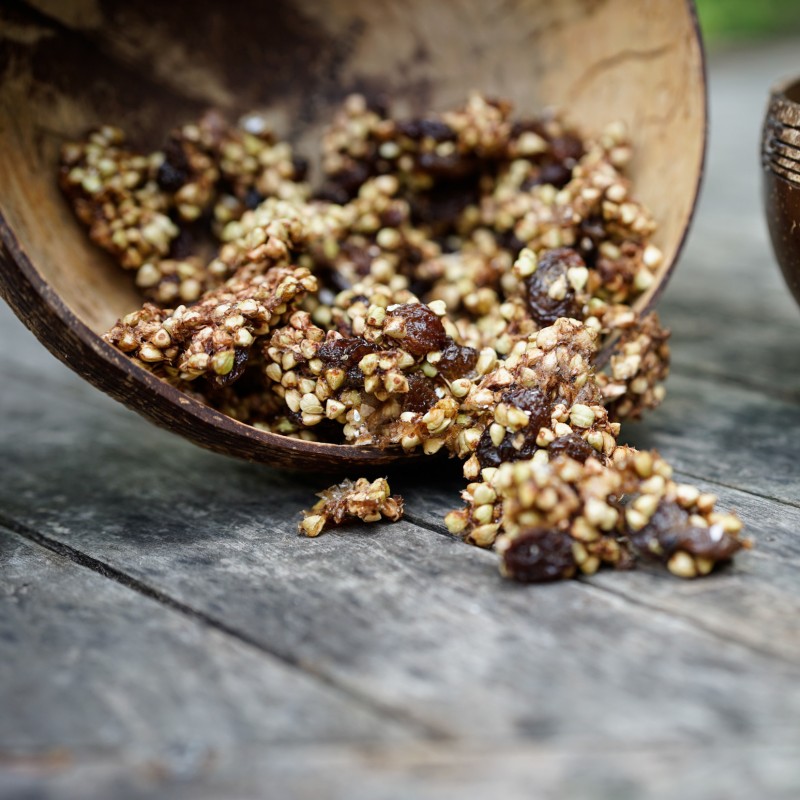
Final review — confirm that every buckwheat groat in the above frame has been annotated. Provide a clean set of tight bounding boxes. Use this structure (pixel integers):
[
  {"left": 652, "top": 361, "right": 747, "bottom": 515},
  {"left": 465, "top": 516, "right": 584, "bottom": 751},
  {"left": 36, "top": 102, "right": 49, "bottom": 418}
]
[{"left": 299, "top": 477, "right": 404, "bottom": 537}]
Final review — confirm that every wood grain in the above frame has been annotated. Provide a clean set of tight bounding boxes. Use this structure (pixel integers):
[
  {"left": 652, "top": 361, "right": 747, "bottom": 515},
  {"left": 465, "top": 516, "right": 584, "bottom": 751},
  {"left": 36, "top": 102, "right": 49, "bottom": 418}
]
[
  {"left": 3, "top": 742, "right": 800, "bottom": 800},
  {"left": 0, "top": 526, "right": 411, "bottom": 758}
]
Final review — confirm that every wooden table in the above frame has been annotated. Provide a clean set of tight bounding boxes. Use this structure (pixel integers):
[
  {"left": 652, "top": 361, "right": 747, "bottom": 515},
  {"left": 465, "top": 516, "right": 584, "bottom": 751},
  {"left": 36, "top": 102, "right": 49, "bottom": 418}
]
[{"left": 2, "top": 40, "right": 800, "bottom": 800}]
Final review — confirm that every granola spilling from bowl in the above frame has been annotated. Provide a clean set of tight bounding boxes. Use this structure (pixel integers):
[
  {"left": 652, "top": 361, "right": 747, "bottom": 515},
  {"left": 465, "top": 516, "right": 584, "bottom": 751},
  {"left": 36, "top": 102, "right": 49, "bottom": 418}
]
[{"left": 59, "top": 93, "right": 751, "bottom": 582}]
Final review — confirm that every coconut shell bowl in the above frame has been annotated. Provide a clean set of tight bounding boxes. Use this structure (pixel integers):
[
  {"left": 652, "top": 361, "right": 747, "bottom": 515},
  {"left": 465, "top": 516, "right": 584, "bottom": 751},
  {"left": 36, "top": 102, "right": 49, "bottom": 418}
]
[
  {"left": 0, "top": 0, "right": 706, "bottom": 471},
  {"left": 762, "top": 75, "right": 800, "bottom": 309}
]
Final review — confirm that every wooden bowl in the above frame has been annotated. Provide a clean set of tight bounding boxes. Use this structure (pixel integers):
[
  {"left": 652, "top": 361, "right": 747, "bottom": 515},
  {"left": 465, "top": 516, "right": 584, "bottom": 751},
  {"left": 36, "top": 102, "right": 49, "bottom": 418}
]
[
  {"left": 0, "top": 0, "right": 707, "bottom": 472},
  {"left": 763, "top": 77, "right": 800, "bottom": 309}
]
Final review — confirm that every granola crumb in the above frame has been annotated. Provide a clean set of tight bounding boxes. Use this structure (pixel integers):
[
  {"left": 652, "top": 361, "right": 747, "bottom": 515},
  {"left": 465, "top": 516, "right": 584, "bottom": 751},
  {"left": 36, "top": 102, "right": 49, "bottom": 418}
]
[{"left": 299, "top": 477, "right": 404, "bottom": 537}]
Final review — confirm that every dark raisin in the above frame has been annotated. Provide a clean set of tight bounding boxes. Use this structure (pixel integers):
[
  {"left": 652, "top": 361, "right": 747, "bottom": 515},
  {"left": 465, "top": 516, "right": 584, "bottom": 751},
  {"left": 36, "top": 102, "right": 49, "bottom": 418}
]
[
  {"left": 317, "top": 337, "right": 377, "bottom": 387},
  {"left": 291, "top": 155, "right": 309, "bottom": 181},
  {"left": 666, "top": 526, "right": 743, "bottom": 562},
  {"left": 216, "top": 347, "right": 250, "bottom": 387},
  {"left": 627, "top": 499, "right": 687, "bottom": 554},
  {"left": 524, "top": 247, "right": 586, "bottom": 326},
  {"left": 244, "top": 188, "right": 263, "bottom": 210},
  {"left": 417, "top": 151, "right": 477, "bottom": 180},
  {"left": 511, "top": 119, "right": 548, "bottom": 139},
  {"left": 390, "top": 304, "right": 447, "bottom": 356},
  {"left": 410, "top": 179, "right": 480, "bottom": 233},
  {"left": 550, "top": 133, "right": 584, "bottom": 166},
  {"left": 321, "top": 161, "right": 372, "bottom": 201},
  {"left": 339, "top": 241, "right": 375, "bottom": 276},
  {"left": 537, "top": 162, "right": 573, "bottom": 188},
  {"left": 168, "top": 227, "right": 196, "bottom": 260},
  {"left": 157, "top": 139, "right": 191, "bottom": 192},
  {"left": 157, "top": 160, "right": 188, "bottom": 193},
  {"left": 476, "top": 387, "right": 551, "bottom": 467},
  {"left": 502, "top": 387, "right": 551, "bottom": 431},
  {"left": 403, "top": 374, "right": 439, "bottom": 413},
  {"left": 381, "top": 203, "right": 407, "bottom": 229},
  {"left": 576, "top": 214, "right": 606, "bottom": 267},
  {"left": 315, "top": 182, "right": 353, "bottom": 205},
  {"left": 476, "top": 427, "right": 540, "bottom": 467},
  {"left": 436, "top": 341, "right": 478, "bottom": 380},
  {"left": 397, "top": 119, "right": 456, "bottom": 142},
  {"left": 494, "top": 229, "right": 526, "bottom": 256},
  {"left": 501, "top": 528, "right": 577, "bottom": 582},
  {"left": 548, "top": 434, "right": 595, "bottom": 463},
  {"left": 630, "top": 500, "right": 742, "bottom": 563}
]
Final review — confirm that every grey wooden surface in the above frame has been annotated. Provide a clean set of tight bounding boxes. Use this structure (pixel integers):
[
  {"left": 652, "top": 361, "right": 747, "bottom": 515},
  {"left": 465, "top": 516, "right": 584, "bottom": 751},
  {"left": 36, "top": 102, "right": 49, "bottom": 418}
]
[{"left": 2, "top": 40, "right": 800, "bottom": 800}]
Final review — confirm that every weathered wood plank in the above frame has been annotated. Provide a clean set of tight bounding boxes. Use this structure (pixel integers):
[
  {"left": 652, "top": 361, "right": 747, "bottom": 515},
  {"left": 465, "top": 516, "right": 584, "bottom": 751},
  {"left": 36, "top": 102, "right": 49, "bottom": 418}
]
[
  {"left": 3, "top": 741, "right": 800, "bottom": 800},
  {"left": 623, "top": 372, "right": 800, "bottom": 505},
  {"left": 0, "top": 526, "right": 412, "bottom": 762},
  {"left": 1, "top": 362, "right": 799, "bottom": 747}
]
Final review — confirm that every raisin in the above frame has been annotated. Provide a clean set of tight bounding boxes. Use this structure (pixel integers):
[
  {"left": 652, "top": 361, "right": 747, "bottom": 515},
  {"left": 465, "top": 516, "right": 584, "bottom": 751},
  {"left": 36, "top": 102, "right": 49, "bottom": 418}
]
[
  {"left": 666, "top": 526, "right": 742, "bottom": 561},
  {"left": 291, "top": 154, "right": 309, "bottom": 181},
  {"left": 215, "top": 347, "right": 250, "bottom": 387},
  {"left": 397, "top": 119, "right": 456, "bottom": 142},
  {"left": 168, "top": 227, "right": 196, "bottom": 260},
  {"left": 244, "top": 188, "right": 264, "bottom": 210},
  {"left": 157, "top": 160, "right": 188, "bottom": 193},
  {"left": 321, "top": 161, "right": 372, "bottom": 201},
  {"left": 403, "top": 374, "right": 439, "bottom": 413},
  {"left": 630, "top": 500, "right": 742, "bottom": 562},
  {"left": 417, "top": 151, "right": 477, "bottom": 180},
  {"left": 501, "top": 387, "right": 551, "bottom": 431},
  {"left": 537, "top": 162, "right": 572, "bottom": 188},
  {"left": 390, "top": 304, "right": 447, "bottom": 355},
  {"left": 476, "top": 387, "right": 551, "bottom": 467},
  {"left": 410, "top": 179, "right": 480, "bottom": 233},
  {"left": 157, "top": 139, "right": 191, "bottom": 192},
  {"left": 548, "top": 433, "right": 595, "bottom": 463},
  {"left": 524, "top": 247, "right": 586, "bottom": 326},
  {"left": 501, "top": 528, "right": 577, "bottom": 582},
  {"left": 628, "top": 499, "right": 687, "bottom": 551},
  {"left": 550, "top": 133, "right": 584, "bottom": 166},
  {"left": 436, "top": 341, "right": 478, "bottom": 380},
  {"left": 577, "top": 214, "right": 606, "bottom": 267},
  {"left": 339, "top": 241, "right": 375, "bottom": 276},
  {"left": 381, "top": 203, "right": 407, "bottom": 229},
  {"left": 318, "top": 337, "right": 378, "bottom": 388},
  {"left": 494, "top": 229, "right": 526, "bottom": 256}
]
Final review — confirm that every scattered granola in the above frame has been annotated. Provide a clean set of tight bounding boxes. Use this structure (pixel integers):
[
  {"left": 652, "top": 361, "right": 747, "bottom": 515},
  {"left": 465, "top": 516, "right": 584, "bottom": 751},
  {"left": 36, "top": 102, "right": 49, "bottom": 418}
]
[
  {"left": 60, "top": 93, "right": 751, "bottom": 583},
  {"left": 299, "top": 477, "right": 404, "bottom": 537}
]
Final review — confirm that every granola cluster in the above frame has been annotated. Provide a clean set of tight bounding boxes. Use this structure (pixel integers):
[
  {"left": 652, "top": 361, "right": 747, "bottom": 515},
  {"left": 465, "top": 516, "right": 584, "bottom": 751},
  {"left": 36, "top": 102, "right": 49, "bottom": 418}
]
[
  {"left": 299, "top": 477, "right": 404, "bottom": 537},
  {"left": 60, "top": 94, "right": 750, "bottom": 581},
  {"left": 447, "top": 446, "right": 749, "bottom": 580}
]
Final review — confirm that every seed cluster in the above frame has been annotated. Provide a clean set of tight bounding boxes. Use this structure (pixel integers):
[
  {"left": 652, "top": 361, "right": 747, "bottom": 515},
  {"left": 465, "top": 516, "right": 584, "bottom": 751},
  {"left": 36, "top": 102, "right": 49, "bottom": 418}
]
[
  {"left": 299, "top": 477, "right": 404, "bottom": 538},
  {"left": 447, "top": 446, "right": 749, "bottom": 580},
  {"left": 61, "top": 94, "right": 750, "bottom": 581}
]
